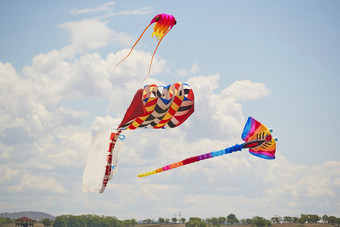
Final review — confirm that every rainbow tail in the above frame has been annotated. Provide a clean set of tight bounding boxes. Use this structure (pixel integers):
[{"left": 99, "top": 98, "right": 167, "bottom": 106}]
[
  {"left": 137, "top": 144, "right": 243, "bottom": 178},
  {"left": 137, "top": 116, "right": 277, "bottom": 178}
]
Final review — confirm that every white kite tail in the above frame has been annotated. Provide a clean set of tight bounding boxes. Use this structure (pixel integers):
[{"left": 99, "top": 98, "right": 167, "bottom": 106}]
[{"left": 82, "top": 130, "right": 128, "bottom": 193}]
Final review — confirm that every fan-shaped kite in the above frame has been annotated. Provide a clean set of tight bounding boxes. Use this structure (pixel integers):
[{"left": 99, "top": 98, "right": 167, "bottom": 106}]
[
  {"left": 114, "top": 13, "right": 176, "bottom": 82},
  {"left": 82, "top": 82, "right": 194, "bottom": 193},
  {"left": 138, "top": 117, "right": 277, "bottom": 177}
]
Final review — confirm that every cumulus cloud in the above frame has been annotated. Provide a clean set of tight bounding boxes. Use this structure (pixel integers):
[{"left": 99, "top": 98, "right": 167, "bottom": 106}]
[
  {"left": 185, "top": 75, "right": 271, "bottom": 140},
  {"left": 177, "top": 63, "right": 202, "bottom": 76},
  {"left": 0, "top": 165, "right": 19, "bottom": 183},
  {"left": 0, "top": 150, "right": 10, "bottom": 160},
  {"left": 61, "top": 19, "right": 114, "bottom": 52},
  {"left": 190, "top": 63, "right": 201, "bottom": 74},
  {"left": 71, "top": 2, "right": 116, "bottom": 15},
  {"left": 59, "top": 19, "right": 132, "bottom": 56},
  {"left": 7, "top": 174, "right": 67, "bottom": 194},
  {"left": 221, "top": 79, "right": 271, "bottom": 102},
  {"left": 70, "top": 2, "right": 153, "bottom": 17},
  {"left": 117, "top": 7, "right": 154, "bottom": 16}
]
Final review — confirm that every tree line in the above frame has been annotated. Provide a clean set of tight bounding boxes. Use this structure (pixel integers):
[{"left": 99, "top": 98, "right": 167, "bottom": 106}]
[
  {"left": 186, "top": 214, "right": 340, "bottom": 227},
  {"left": 52, "top": 215, "right": 137, "bottom": 227},
  {"left": 1, "top": 213, "right": 339, "bottom": 227}
]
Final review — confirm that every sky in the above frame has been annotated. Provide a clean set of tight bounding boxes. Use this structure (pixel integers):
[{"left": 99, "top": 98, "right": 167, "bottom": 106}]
[{"left": 1, "top": 0, "right": 340, "bottom": 221}]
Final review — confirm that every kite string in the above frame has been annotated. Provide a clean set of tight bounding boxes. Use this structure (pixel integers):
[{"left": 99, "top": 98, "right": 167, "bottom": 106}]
[
  {"left": 113, "top": 24, "right": 152, "bottom": 72},
  {"left": 142, "top": 27, "right": 173, "bottom": 85}
]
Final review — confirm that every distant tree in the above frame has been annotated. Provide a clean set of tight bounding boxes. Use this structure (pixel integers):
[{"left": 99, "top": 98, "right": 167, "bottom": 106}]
[
  {"left": 307, "top": 214, "right": 320, "bottom": 223},
  {"left": 253, "top": 216, "right": 271, "bottom": 227},
  {"left": 298, "top": 216, "right": 307, "bottom": 225},
  {"left": 122, "top": 219, "right": 134, "bottom": 227},
  {"left": 335, "top": 217, "right": 340, "bottom": 227},
  {"left": 186, "top": 217, "right": 206, "bottom": 227},
  {"left": 271, "top": 217, "right": 281, "bottom": 224},
  {"left": 218, "top": 217, "right": 226, "bottom": 225},
  {"left": 292, "top": 217, "right": 299, "bottom": 223},
  {"left": 172, "top": 217, "right": 178, "bottom": 223},
  {"left": 322, "top": 215, "right": 329, "bottom": 223},
  {"left": 205, "top": 217, "right": 220, "bottom": 227},
  {"left": 42, "top": 218, "right": 52, "bottom": 227},
  {"left": 105, "top": 216, "right": 119, "bottom": 226},
  {"left": 299, "top": 214, "right": 308, "bottom": 225},
  {"left": 328, "top": 216, "right": 338, "bottom": 225},
  {"left": 283, "top": 216, "right": 292, "bottom": 223},
  {"left": 143, "top": 219, "right": 153, "bottom": 224},
  {"left": 131, "top": 219, "right": 138, "bottom": 226},
  {"left": 240, "top": 218, "right": 253, "bottom": 225},
  {"left": 53, "top": 215, "right": 67, "bottom": 227},
  {"left": 0, "top": 218, "right": 13, "bottom": 225},
  {"left": 298, "top": 218, "right": 305, "bottom": 225},
  {"left": 181, "top": 218, "right": 186, "bottom": 224},
  {"left": 165, "top": 218, "right": 170, "bottom": 224},
  {"left": 158, "top": 217, "right": 165, "bottom": 224},
  {"left": 210, "top": 217, "right": 221, "bottom": 227},
  {"left": 68, "top": 215, "right": 85, "bottom": 226},
  {"left": 227, "top": 214, "right": 239, "bottom": 224}
]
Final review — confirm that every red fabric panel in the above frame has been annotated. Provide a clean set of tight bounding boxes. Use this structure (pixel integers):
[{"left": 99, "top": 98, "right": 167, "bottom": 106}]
[{"left": 118, "top": 89, "right": 146, "bottom": 129}]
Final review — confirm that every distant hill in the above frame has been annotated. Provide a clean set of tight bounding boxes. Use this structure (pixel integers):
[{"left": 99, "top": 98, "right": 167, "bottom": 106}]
[{"left": 0, "top": 211, "right": 55, "bottom": 220}]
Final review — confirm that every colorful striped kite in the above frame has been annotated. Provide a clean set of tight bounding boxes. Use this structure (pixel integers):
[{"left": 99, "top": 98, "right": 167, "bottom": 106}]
[
  {"left": 82, "top": 82, "right": 194, "bottom": 193},
  {"left": 138, "top": 117, "right": 277, "bottom": 177}
]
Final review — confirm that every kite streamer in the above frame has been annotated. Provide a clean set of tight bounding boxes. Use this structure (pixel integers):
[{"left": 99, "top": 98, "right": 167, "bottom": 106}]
[
  {"left": 138, "top": 117, "right": 277, "bottom": 177},
  {"left": 82, "top": 82, "right": 194, "bottom": 193},
  {"left": 113, "top": 13, "right": 177, "bottom": 82}
]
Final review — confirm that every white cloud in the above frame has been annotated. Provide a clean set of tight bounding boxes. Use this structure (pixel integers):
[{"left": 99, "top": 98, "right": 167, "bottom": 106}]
[
  {"left": 71, "top": 2, "right": 116, "bottom": 15},
  {"left": 221, "top": 79, "right": 271, "bottom": 102},
  {"left": 7, "top": 174, "right": 67, "bottom": 194},
  {"left": 90, "top": 115, "right": 122, "bottom": 135},
  {"left": 70, "top": 2, "right": 153, "bottom": 17},
  {"left": 0, "top": 143, "right": 11, "bottom": 159},
  {"left": 186, "top": 75, "right": 270, "bottom": 140},
  {"left": 116, "top": 7, "right": 154, "bottom": 16},
  {"left": 0, "top": 150, "right": 10, "bottom": 159},
  {"left": 177, "top": 68, "right": 188, "bottom": 76},
  {"left": 177, "top": 63, "right": 202, "bottom": 76},
  {"left": 190, "top": 63, "right": 201, "bottom": 74},
  {"left": 59, "top": 19, "right": 130, "bottom": 55},
  {"left": 0, "top": 165, "right": 19, "bottom": 183}
]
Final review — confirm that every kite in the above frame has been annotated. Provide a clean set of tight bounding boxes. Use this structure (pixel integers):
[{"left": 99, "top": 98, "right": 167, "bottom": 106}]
[
  {"left": 82, "top": 82, "right": 194, "bottom": 193},
  {"left": 113, "top": 13, "right": 177, "bottom": 82},
  {"left": 138, "top": 117, "right": 277, "bottom": 177}
]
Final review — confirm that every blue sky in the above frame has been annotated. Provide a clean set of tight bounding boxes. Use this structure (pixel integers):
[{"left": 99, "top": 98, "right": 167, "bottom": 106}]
[{"left": 1, "top": 0, "right": 339, "bottom": 220}]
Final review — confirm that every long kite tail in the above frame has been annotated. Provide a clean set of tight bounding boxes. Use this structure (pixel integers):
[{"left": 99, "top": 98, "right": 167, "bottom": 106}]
[
  {"left": 137, "top": 144, "right": 243, "bottom": 178},
  {"left": 142, "top": 27, "right": 173, "bottom": 84},
  {"left": 113, "top": 24, "right": 152, "bottom": 72}
]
